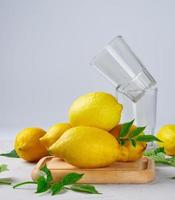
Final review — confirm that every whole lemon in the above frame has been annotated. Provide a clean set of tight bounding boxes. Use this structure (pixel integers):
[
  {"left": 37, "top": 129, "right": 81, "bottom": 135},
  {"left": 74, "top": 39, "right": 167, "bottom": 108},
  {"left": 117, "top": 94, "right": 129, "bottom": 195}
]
[
  {"left": 69, "top": 92, "right": 123, "bottom": 131},
  {"left": 49, "top": 126, "right": 119, "bottom": 168},
  {"left": 157, "top": 125, "right": 175, "bottom": 155},
  {"left": 115, "top": 141, "right": 146, "bottom": 162},
  {"left": 40, "top": 123, "right": 72, "bottom": 149},
  {"left": 110, "top": 125, "right": 146, "bottom": 161},
  {"left": 15, "top": 128, "right": 48, "bottom": 162}
]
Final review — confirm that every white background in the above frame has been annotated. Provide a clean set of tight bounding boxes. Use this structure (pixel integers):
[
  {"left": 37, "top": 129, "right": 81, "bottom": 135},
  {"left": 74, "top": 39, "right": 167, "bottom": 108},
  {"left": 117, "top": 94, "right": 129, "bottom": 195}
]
[{"left": 0, "top": 0, "right": 175, "bottom": 136}]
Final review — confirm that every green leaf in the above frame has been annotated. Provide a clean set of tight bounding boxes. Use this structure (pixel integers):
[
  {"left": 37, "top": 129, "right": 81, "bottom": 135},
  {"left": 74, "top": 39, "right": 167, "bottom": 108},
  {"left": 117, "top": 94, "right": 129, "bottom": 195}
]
[
  {"left": 69, "top": 184, "right": 101, "bottom": 194},
  {"left": 40, "top": 165, "right": 53, "bottom": 183},
  {"left": 136, "top": 135, "right": 161, "bottom": 142},
  {"left": 13, "top": 166, "right": 52, "bottom": 193},
  {"left": 13, "top": 168, "right": 51, "bottom": 193},
  {"left": 119, "top": 139, "right": 125, "bottom": 145},
  {"left": 51, "top": 182, "right": 64, "bottom": 195},
  {"left": 144, "top": 148, "right": 175, "bottom": 167},
  {"left": 167, "top": 157, "right": 175, "bottom": 167},
  {"left": 0, "top": 181, "right": 11, "bottom": 185},
  {"left": 36, "top": 176, "right": 49, "bottom": 193},
  {"left": 129, "top": 138, "right": 136, "bottom": 147},
  {"left": 0, "top": 164, "right": 8, "bottom": 173},
  {"left": 130, "top": 126, "right": 146, "bottom": 138},
  {"left": 154, "top": 147, "right": 165, "bottom": 154},
  {"left": 51, "top": 173, "right": 84, "bottom": 195},
  {"left": 119, "top": 119, "right": 134, "bottom": 137},
  {"left": 153, "top": 153, "right": 175, "bottom": 166},
  {"left": 61, "top": 173, "right": 84, "bottom": 185},
  {"left": 12, "top": 169, "right": 98, "bottom": 196},
  {"left": 0, "top": 149, "right": 19, "bottom": 158}
]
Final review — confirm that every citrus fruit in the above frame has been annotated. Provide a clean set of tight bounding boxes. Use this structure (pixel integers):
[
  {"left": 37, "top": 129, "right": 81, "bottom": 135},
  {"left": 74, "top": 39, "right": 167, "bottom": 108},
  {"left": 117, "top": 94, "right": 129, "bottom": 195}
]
[
  {"left": 49, "top": 126, "right": 119, "bottom": 168},
  {"left": 68, "top": 92, "right": 123, "bottom": 131},
  {"left": 110, "top": 124, "right": 146, "bottom": 161},
  {"left": 15, "top": 128, "right": 48, "bottom": 162},
  {"left": 156, "top": 125, "right": 175, "bottom": 155},
  {"left": 114, "top": 140, "right": 146, "bottom": 161},
  {"left": 40, "top": 123, "right": 71, "bottom": 149}
]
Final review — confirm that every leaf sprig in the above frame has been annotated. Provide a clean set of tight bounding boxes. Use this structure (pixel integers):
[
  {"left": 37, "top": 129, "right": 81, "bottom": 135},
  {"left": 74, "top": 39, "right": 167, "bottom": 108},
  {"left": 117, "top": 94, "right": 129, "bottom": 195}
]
[
  {"left": 144, "top": 147, "right": 175, "bottom": 167},
  {"left": 0, "top": 164, "right": 12, "bottom": 185},
  {"left": 13, "top": 165, "right": 100, "bottom": 195},
  {"left": 0, "top": 149, "right": 19, "bottom": 158},
  {"left": 117, "top": 119, "right": 161, "bottom": 147},
  {"left": 0, "top": 164, "right": 8, "bottom": 173}
]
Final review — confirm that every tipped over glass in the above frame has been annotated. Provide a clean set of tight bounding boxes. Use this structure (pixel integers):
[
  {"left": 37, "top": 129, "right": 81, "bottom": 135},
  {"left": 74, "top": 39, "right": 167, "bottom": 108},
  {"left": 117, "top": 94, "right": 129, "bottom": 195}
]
[
  {"left": 91, "top": 35, "right": 157, "bottom": 137},
  {"left": 91, "top": 36, "right": 156, "bottom": 102}
]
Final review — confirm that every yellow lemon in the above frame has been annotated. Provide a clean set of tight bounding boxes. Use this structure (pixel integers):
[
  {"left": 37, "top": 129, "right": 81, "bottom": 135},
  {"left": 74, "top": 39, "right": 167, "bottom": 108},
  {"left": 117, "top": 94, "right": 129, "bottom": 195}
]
[
  {"left": 110, "top": 124, "right": 146, "bottom": 161},
  {"left": 115, "top": 141, "right": 146, "bottom": 161},
  {"left": 15, "top": 128, "right": 48, "bottom": 162},
  {"left": 49, "top": 126, "right": 119, "bottom": 168},
  {"left": 40, "top": 123, "right": 72, "bottom": 149},
  {"left": 157, "top": 125, "right": 175, "bottom": 155},
  {"left": 69, "top": 92, "right": 123, "bottom": 131}
]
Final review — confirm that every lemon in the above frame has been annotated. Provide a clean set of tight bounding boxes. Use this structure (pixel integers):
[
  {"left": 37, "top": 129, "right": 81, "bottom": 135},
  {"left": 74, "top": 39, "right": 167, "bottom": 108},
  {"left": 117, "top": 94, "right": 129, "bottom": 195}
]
[
  {"left": 157, "top": 125, "right": 175, "bottom": 155},
  {"left": 49, "top": 126, "right": 119, "bottom": 168},
  {"left": 15, "top": 128, "right": 48, "bottom": 162},
  {"left": 115, "top": 141, "right": 146, "bottom": 161},
  {"left": 40, "top": 123, "right": 71, "bottom": 149},
  {"left": 69, "top": 92, "right": 123, "bottom": 131},
  {"left": 110, "top": 125, "right": 146, "bottom": 161}
]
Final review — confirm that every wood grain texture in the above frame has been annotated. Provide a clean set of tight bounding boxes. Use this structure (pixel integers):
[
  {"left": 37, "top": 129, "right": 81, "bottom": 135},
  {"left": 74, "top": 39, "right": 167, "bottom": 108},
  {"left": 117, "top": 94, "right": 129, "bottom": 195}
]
[{"left": 31, "top": 156, "right": 155, "bottom": 184}]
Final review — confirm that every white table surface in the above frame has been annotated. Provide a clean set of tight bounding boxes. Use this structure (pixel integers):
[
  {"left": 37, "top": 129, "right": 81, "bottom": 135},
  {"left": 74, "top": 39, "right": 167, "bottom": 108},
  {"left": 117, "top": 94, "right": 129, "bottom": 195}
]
[{"left": 0, "top": 139, "right": 175, "bottom": 200}]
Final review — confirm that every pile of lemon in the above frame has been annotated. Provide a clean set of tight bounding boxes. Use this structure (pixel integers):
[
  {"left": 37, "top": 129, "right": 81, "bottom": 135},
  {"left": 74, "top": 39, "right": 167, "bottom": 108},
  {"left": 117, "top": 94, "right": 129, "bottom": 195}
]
[{"left": 14, "top": 92, "right": 175, "bottom": 168}]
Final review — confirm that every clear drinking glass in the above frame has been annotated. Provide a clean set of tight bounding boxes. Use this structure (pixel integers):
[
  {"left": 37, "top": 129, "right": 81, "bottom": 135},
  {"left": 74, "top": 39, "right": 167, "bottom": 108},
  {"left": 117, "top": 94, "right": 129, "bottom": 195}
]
[
  {"left": 116, "top": 87, "right": 158, "bottom": 135},
  {"left": 133, "top": 87, "right": 158, "bottom": 134},
  {"left": 91, "top": 36, "right": 156, "bottom": 102},
  {"left": 116, "top": 90, "right": 134, "bottom": 123}
]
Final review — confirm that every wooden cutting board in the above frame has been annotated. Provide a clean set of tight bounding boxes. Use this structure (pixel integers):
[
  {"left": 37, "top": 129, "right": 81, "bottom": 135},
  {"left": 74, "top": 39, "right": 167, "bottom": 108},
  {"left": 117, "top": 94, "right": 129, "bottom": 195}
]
[{"left": 31, "top": 156, "right": 155, "bottom": 184}]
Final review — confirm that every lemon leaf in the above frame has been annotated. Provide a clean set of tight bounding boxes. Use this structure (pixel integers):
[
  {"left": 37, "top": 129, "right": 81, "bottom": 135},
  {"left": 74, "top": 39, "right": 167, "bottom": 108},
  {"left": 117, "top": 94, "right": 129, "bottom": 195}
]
[
  {"left": 0, "top": 164, "right": 10, "bottom": 185},
  {"left": 144, "top": 148, "right": 175, "bottom": 167},
  {"left": 61, "top": 173, "right": 84, "bottom": 185},
  {"left": 13, "top": 167, "right": 99, "bottom": 196},
  {"left": 0, "top": 149, "right": 19, "bottom": 158},
  {"left": 51, "top": 173, "right": 84, "bottom": 195},
  {"left": 36, "top": 176, "right": 49, "bottom": 193},
  {"left": 119, "top": 139, "right": 126, "bottom": 145},
  {"left": 154, "top": 147, "right": 165, "bottom": 154},
  {"left": 13, "top": 178, "right": 49, "bottom": 194},
  {"left": 35, "top": 165, "right": 53, "bottom": 193},
  {"left": 40, "top": 165, "right": 53, "bottom": 183},
  {"left": 130, "top": 126, "right": 146, "bottom": 138},
  {"left": 68, "top": 184, "right": 101, "bottom": 194},
  {"left": 136, "top": 135, "right": 161, "bottom": 142},
  {"left": 119, "top": 119, "right": 134, "bottom": 137},
  {"left": 129, "top": 138, "right": 136, "bottom": 147},
  {"left": 0, "top": 181, "right": 11, "bottom": 185},
  {"left": 0, "top": 164, "right": 8, "bottom": 173},
  {"left": 51, "top": 182, "right": 64, "bottom": 195}
]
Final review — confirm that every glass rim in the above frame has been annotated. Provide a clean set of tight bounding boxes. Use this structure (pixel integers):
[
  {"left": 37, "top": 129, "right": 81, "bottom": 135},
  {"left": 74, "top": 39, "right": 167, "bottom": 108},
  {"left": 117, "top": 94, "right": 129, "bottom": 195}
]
[{"left": 89, "top": 35, "right": 123, "bottom": 66}]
